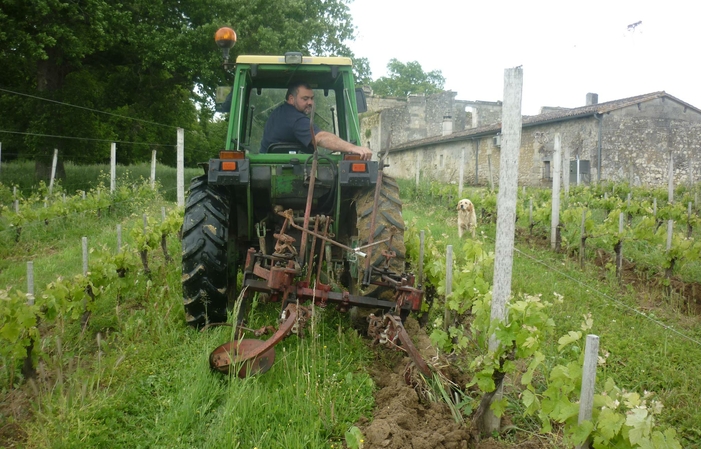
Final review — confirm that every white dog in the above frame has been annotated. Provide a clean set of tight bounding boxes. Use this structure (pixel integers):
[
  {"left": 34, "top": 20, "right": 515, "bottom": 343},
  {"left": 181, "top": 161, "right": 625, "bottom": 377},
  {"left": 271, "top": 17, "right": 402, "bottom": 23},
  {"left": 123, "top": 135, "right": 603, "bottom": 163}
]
[{"left": 456, "top": 199, "right": 477, "bottom": 238}]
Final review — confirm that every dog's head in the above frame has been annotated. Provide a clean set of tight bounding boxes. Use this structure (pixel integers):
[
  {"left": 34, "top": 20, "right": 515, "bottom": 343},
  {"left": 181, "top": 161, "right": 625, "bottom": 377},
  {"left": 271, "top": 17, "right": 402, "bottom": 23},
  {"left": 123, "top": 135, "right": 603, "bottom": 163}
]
[{"left": 457, "top": 199, "right": 474, "bottom": 212}]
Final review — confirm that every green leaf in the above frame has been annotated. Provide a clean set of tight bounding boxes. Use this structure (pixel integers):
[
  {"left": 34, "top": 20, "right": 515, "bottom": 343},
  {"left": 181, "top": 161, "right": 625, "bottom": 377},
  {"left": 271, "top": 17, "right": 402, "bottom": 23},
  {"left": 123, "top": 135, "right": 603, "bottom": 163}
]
[
  {"left": 626, "top": 408, "right": 652, "bottom": 445},
  {"left": 571, "top": 420, "right": 594, "bottom": 445},
  {"left": 650, "top": 429, "right": 682, "bottom": 449},
  {"left": 521, "top": 351, "right": 545, "bottom": 385},
  {"left": 557, "top": 331, "right": 582, "bottom": 351},
  {"left": 597, "top": 408, "right": 625, "bottom": 441},
  {"left": 490, "top": 397, "right": 508, "bottom": 417},
  {"left": 0, "top": 321, "right": 21, "bottom": 342},
  {"left": 345, "top": 426, "right": 365, "bottom": 449},
  {"left": 476, "top": 370, "right": 495, "bottom": 393}
]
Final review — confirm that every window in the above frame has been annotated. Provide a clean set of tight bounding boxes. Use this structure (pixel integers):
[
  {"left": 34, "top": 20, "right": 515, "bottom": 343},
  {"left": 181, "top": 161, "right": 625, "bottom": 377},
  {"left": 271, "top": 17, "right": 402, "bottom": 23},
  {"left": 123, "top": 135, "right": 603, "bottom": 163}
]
[{"left": 543, "top": 161, "right": 551, "bottom": 180}]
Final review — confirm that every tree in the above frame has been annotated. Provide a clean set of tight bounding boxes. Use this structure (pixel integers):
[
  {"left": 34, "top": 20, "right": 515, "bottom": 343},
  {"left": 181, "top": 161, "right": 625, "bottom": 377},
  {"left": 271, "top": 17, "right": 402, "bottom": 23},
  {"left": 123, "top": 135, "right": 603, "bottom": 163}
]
[
  {"left": 352, "top": 57, "right": 373, "bottom": 86},
  {"left": 0, "top": 0, "right": 359, "bottom": 172},
  {"left": 370, "top": 59, "right": 445, "bottom": 98}
]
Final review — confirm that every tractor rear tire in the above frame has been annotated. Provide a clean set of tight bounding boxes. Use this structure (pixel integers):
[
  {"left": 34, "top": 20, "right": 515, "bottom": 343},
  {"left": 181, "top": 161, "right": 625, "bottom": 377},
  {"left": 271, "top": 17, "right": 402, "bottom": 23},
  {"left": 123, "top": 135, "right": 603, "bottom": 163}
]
[
  {"left": 181, "top": 175, "right": 230, "bottom": 327},
  {"left": 355, "top": 174, "right": 406, "bottom": 299}
]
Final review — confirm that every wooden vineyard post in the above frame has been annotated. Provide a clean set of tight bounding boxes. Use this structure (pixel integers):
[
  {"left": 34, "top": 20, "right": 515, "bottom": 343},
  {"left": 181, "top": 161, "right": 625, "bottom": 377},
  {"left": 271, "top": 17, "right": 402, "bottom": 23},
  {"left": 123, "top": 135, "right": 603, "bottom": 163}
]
[
  {"left": 563, "top": 139, "right": 570, "bottom": 197},
  {"left": 668, "top": 149, "right": 674, "bottom": 204},
  {"left": 140, "top": 214, "right": 151, "bottom": 274},
  {"left": 551, "top": 133, "right": 562, "bottom": 251},
  {"left": 177, "top": 128, "right": 185, "bottom": 207},
  {"left": 22, "top": 261, "right": 37, "bottom": 378},
  {"left": 487, "top": 149, "right": 494, "bottom": 192},
  {"left": 443, "top": 245, "right": 453, "bottom": 332},
  {"left": 575, "top": 334, "right": 600, "bottom": 449},
  {"left": 665, "top": 220, "right": 675, "bottom": 294},
  {"left": 580, "top": 208, "right": 587, "bottom": 268},
  {"left": 615, "top": 213, "right": 624, "bottom": 282},
  {"left": 48, "top": 148, "right": 58, "bottom": 195},
  {"left": 151, "top": 150, "right": 157, "bottom": 190},
  {"left": 481, "top": 66, "right": 523, "bottom": 434},
  {"left": 110, "top": 142, "right": 116, "bottom": 194}
]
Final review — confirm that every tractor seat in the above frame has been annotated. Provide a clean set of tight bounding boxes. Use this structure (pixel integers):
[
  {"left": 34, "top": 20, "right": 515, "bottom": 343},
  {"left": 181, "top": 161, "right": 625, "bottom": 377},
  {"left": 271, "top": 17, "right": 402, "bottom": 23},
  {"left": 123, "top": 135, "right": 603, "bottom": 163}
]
[{"left": 266, "top": 142, "right": 312, "bottom": 155}]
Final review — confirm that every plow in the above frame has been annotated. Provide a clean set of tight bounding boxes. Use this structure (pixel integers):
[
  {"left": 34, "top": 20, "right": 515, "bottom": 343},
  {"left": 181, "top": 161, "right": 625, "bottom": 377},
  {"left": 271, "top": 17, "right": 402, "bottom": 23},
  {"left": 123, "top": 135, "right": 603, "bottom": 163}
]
[{"left": 207, "top": 168, "right": 432, "bottom": 381}]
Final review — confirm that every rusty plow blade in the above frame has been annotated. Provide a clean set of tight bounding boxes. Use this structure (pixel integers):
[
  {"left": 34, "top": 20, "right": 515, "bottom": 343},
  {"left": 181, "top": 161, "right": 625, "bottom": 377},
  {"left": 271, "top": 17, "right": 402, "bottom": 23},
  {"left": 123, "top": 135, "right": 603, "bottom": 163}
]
[
  {"left": 209, "top": 303, "right": 308, "bottom": 378},
  {"left": 367, "top": 314, "right": 432, "bottom": 382},
  {"left": 209, "top": 339, "right": 276, "bottom": 378}
]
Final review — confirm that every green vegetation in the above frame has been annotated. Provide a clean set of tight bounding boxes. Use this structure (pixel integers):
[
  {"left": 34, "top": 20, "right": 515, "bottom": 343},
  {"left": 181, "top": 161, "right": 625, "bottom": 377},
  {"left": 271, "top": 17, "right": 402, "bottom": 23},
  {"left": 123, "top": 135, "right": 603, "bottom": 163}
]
[
  {"left": 0, "top": 0, "right": 360, "bottom": 166},
  {"left": 2, "top": 168, "right": 701, "bottom": 448},
  {"left": 0, "top": 169, "right": 374, "bottom": 448},
  {"left": 400, "top": 178, "right": 701, "bottom": 447},
  {"left": 0, "top": 161, "right": 201, "bottom": 202},
  {"left": 370, "top": 59, "right": 446, "bottom": 97}
]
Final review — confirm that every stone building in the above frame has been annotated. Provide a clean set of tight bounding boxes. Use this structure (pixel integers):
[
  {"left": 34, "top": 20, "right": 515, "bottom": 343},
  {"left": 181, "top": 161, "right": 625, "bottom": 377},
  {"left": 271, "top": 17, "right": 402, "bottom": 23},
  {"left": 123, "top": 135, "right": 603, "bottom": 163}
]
[
  {"left": 361, "top": 91, "right": 701, "bottom": 187},
  {"left": 360, "top": 90, "right": 473, "bottom": 150}
]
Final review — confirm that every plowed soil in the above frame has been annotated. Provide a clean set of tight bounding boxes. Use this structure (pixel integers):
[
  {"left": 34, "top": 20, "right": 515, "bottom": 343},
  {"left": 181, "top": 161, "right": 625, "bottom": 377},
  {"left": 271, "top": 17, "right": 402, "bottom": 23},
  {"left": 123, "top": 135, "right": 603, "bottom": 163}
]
[{"left": 357, "top": 317, "right": 551, "bottom": 449}]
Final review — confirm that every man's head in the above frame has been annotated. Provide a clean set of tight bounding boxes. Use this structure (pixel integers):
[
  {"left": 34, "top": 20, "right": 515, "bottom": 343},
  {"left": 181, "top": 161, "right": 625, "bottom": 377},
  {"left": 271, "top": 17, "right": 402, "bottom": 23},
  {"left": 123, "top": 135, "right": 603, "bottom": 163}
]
[{"left": 285, "top": 81, "right": 314, "bottom": 115}]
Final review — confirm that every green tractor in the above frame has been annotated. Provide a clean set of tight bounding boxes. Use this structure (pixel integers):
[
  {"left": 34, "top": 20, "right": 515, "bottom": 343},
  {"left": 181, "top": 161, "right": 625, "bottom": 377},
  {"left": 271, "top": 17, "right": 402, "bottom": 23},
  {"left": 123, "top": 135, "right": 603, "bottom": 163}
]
[{"left": 182, "top": 27, "right": 428, "bottom": 377}]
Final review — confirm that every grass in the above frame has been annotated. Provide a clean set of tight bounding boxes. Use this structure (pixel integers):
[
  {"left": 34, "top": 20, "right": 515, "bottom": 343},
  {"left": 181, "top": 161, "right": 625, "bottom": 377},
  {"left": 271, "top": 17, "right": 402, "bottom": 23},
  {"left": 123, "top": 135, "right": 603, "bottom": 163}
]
[
  {"left": 3, "top": 167, "right": 701, "bottom": 447},
  {"left": 0, "top": 160, "right": 201, "bottom": 202},
  {"left": 399, "top": 178, "right": 701, "bottom": 445},
  {"left": 0, "top": 165, "right": 376, "bottom": 448}
]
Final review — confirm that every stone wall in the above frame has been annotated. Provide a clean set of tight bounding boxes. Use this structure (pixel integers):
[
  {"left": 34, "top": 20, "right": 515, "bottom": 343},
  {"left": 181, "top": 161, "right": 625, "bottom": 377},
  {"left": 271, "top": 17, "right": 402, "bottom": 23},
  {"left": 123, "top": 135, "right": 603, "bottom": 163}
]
[
  {"left": 371, "top": 93, "right": 701, "bottom": 188},
  {"left": 360, "top": 91, "right": 475, "bottom": 153},
  {"left": 366, "top": 96, "right": 405, "bottom": 113},
  {"left": 601, "top": 100, "right": 701, "bottom": 185},
  {"left": 520, "top": 118, "right": 600, "bottom": 186},
  {"left": 385, "top": 119, "right": 600, "bottom": 188},
  {"left": 464, "top": 101, "right": 503, "bottom": 128}
]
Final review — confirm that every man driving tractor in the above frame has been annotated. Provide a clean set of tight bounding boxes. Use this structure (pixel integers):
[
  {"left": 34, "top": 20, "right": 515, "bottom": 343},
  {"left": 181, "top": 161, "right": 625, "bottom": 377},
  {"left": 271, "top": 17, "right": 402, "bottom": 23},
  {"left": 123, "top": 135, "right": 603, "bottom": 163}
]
[{"left": 259, "top": 81, "right": 373, "bottom": 160}]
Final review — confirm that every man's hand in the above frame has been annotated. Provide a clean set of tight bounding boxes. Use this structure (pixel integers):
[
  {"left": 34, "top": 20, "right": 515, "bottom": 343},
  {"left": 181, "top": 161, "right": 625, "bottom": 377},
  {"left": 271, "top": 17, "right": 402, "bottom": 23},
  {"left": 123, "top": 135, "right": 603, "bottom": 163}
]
[
  {"left": 316, "top": 131, "right": 373, "bottom": 160},
  {"left": 354, "top": 146, "right": 372, "bottom": 161}
]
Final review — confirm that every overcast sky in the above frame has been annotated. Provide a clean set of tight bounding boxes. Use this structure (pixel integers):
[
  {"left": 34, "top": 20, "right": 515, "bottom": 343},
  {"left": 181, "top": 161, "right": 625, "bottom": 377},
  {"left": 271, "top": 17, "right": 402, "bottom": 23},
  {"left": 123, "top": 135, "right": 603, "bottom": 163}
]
[{"left": 347, "top": 0, "right": 698, "bottom": 116}]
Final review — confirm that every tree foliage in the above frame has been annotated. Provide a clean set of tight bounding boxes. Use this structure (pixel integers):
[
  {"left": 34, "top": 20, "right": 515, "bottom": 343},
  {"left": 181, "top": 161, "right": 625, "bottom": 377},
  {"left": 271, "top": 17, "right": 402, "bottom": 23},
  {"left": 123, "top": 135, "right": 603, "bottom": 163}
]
[
  {"left": 0, "top": 0, "right": 358, "bottom": 168},
  {"left": 352, "top": 57, "right": 373, "bottom": 86},
  {"left": 370, "top": 59, "right": 445, "bottom": 98}
]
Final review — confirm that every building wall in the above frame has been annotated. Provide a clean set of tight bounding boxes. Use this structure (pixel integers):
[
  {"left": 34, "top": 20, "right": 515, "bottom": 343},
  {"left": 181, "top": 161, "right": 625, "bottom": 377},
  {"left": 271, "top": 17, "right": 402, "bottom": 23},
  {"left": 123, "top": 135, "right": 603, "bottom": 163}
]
[
  {"left": 359, "top": 91, "right": 474, "bottom": 153},
  {"left": 520, "top": 118, "right": 600, "bottom": 186},
  {"left": 464, "top": 101, "right": 503, "bottom": 128},
  {"left": 365, "top": 96, "right": 405, "bottom": 113},
  {"left": 386, "top": 120, "right": 600, "bottom": 188},
  {"left": 600, "top": 99, "right": 701, "bottom": 186},
  {"left": 377, "top": 95, "right": 701, "bottom": 188}
]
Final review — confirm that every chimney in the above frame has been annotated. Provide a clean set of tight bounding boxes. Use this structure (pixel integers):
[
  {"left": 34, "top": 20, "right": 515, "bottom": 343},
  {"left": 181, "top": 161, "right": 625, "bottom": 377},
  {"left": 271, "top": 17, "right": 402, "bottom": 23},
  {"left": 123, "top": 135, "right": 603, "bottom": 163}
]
[
  {"left": 442, "top": 114, "right": 453, "bottom": 136},
  {"left": 586, "top": 93, "right": 598, "bottom": 106}
]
